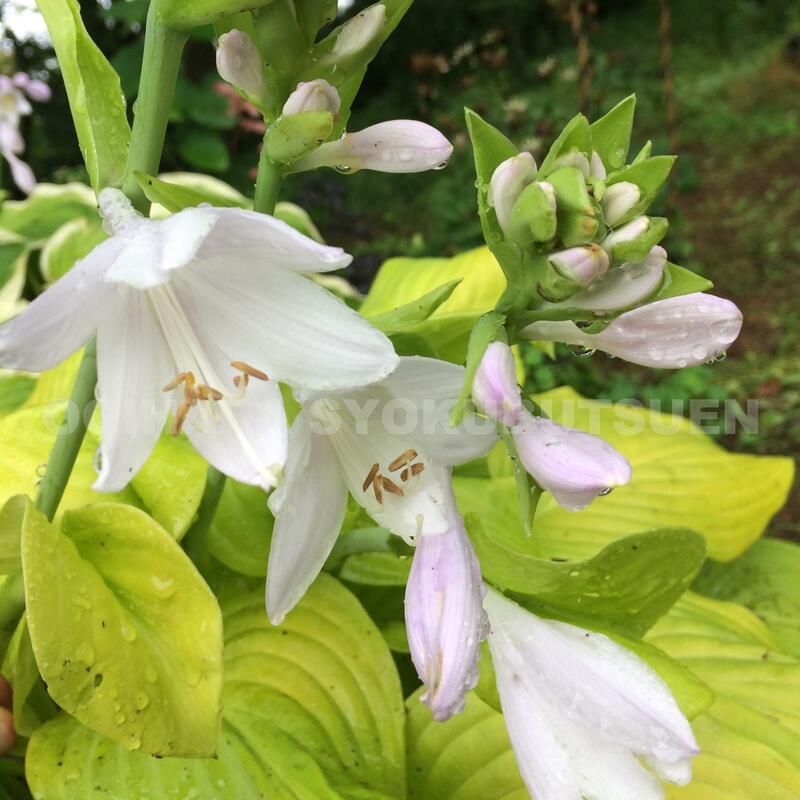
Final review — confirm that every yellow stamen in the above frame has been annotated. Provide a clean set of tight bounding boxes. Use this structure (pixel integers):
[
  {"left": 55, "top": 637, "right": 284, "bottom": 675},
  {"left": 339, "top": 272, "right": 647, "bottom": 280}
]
[
  {"left": 362, "top": 462, "right": 380, "bottom": 492},
  {"left": 389, "top": 449, "right": 418, "bottom": 472},
  {"left": 231, "top": 361, "right": 269, "bottom": 382}
]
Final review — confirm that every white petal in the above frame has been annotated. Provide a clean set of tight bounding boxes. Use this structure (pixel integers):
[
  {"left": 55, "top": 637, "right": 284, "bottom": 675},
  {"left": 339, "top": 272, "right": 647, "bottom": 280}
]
[
  {"left": 0, "top": 239, "right": 125, "bottom": 372},
  {"left": 488, "top": 153, "right": 538, "bottom": 236},
  {"left": 195, "top": 207, "right": 351, "bottom": 273},
  {"left": 94, "top": 288, "right": 172, "bottom": 492},
  {"left": 179, "top": 336, "right": 288, "bottom": 490},
  {"left": 266, "top": 409, "right": 348, "bottom": 624},
  {"left": 174, "top": 265, "right": 398, "bottom": 392},
  {"left": 309, "top": 396, "right": 448, "bottom": 543},
  {"left": 379, "top": 357, "right": 497, "bottom": 465}
]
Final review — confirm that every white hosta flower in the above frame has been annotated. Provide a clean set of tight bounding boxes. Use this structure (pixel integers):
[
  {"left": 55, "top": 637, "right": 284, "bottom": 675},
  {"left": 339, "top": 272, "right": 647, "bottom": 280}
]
[
  {"left": 328, "top": 3, "right": 386, "bottom": 62},
  {"left": 216, "top": 29, "right": 264, "bottom": 100},
  {"left": 266, "top": 357, "right": 496, "bottom": 624},
  {"left": 282, "top": 79, "right": 340, "bottom": 116},
  {"left": 0, "top": 189, "right": 398, "bottom": 492},
  {"left": 488, "top": 152, "right": 538, "bottom": 237},
  {"left": 471, "top": 340, "right": 522, "bottom": 427},
  {"left": 514, "top": 409, "right": 632, "bottom": 509},
  {"left": 602, "top": 181, "right": 642, "bottom": 226},
  {"left": 485, "top": 589, "right": 700, "bottom": 800},
  {"left": 545, "top": 245, "right": 667, "bottom": 312},
  {"left": 405, "top": 469, "right": 488, "bottom": 721},
  {"left": 289, "top": 120, "right": 453, "bottom": 174},
  {"left": 0, "top": 74, "right": 48, "bottom": 194},
  {"left": 522, "top": 292, "right": 743, "bottom": 368}
]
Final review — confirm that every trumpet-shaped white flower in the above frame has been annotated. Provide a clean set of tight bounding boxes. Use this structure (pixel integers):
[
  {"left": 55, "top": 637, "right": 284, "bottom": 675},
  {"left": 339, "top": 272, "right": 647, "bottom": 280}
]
[
  {"left": 289, "top": 120, "right": 453, "bottom": 174},
  {"left": 485, "top": 589, "right": 700, "bottom": 800},
  {"left": 266, "top": 356, "right": 496, "bottom": 624},
  {"left": 0, "top": 189, "right": 398, "bottom": 492},
  {"left": 523, "top": 292, "right": 743, "bottom": 368},
  {"left": 405, "top": 468, "right": 488, "bottom": 721},
  {"left": 0, "top": 73, "right": 50, "bottom": 194}
]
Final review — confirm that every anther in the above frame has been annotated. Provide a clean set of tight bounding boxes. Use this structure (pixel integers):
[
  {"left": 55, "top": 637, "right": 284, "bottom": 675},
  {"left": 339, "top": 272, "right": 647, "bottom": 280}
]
[
  {"left": 400, "top": 468, "right": 409, "bottom": 482},
  {"left": 163, "top": 371, "right": 193, "bottom": 393},
  {"left": 196, "top": 384, "right": 224, "bottom": 401},
  {"left": 389, "top": 449, "right": 418, "bottom": 472},
  {"left": 231, "top": 361, "right": 269, "bottom": 381},
  {"left": 362, "top": 463, "right": 380, "bottom": 492},
  {"left": 372, "top": 474, "right": 384, "bottom": 504},
  {"left": 382, "top": 477, "right": 404, "bottom": 497},
  {"left": 411, "top": 462, "right": 425, "bottom": 477}
]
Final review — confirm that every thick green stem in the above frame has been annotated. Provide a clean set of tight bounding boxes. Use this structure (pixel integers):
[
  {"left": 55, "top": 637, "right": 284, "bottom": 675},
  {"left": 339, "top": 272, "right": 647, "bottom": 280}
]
[
  {"left": 121, "top": 8, "right": 188, "bottom": 213},
  {"left": 254, "top": 144, "right": 284, "bottom": 214},
  {"left": 35, "top": 341, "right": 98, "bottom": 521}
]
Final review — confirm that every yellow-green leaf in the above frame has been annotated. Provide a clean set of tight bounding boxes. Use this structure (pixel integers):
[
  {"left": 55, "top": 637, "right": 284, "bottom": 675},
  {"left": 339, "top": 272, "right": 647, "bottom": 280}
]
[
  {"left": 26, "top": 575, "right": 406, "bottom": 799},
  {"left": 360, "top": 247, "right": 506, "bottom": 362},
  {"left": 22, "top": 503, "right": 223, "bottom": 756}
]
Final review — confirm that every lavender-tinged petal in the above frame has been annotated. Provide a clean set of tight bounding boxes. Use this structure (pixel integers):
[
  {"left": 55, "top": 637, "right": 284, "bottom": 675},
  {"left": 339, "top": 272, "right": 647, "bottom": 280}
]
[
  {"left": 405, "top": 471, "right": 487, "bottom": 721},
  {"left": 487, "top": 153, "right": 538, "bottom": 236},
  {"left": 471, "top": 340, "right": 522, "bottom": 426},
  {"left": 512, "top": 410, "right": 631, "bottom": 510}
]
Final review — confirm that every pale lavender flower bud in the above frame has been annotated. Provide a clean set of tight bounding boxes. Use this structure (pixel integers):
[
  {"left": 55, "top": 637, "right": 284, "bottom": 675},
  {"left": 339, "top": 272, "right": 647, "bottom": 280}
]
[
  {"left": 549, "top": 244, "right": 610, "bottom": 287},
  {"left": 282, "top": 79, "right": 341, "bottom": 116},
  {"left": 12, "top": 73, "right": 51, "bottom": 102},
  {"left": 330, "top": 3, "right": 386, "bottom": 62},
  {"left": 602, "top": 181, "right": 642, "bottom": 226},
  {"left": 472, "top": 341, "right": 522, "bottom": 426},
  {"left": 216, "top": 30, "right": 264, "bottom": 100},
  {"left": 290, "top": 120, "right": 453, "bottom": 174},
  {"left": 512, "top": 409, "right": 632, "bottom": 510},
  {"left": 602, "top": 215, "right": 649, "bottom": 250},
  {"left": 405, "top": 472, "right": 488, "bottom": 722},
  {"left": 488, "top": 153, "right": 537, "bottom": 236},
  {"left": 590, "top": 150, "right": 607, "bottom": 179},
  {"left": 522, "top": 292, "right": 743, "bottom": 368},
  {"left": 551, "top": 149, "right": 591, "bottom": 176}
]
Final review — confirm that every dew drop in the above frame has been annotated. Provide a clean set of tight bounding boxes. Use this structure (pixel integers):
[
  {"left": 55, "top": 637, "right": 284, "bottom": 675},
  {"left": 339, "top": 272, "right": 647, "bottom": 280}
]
[
  {"left": 433, "top": 159, "right": 450, "bottom": 170},
  {"left": 598, "top": 487, "right": 614, "bottom": 496},
  {"left": 568, "top": 344, "right": 596, "bottom": 359},
  {"left": 135, "top": 691, "right": 150, "bottom": 711},
  {"left": 333, "top": 164, "right": 353, "bottom": 174}
]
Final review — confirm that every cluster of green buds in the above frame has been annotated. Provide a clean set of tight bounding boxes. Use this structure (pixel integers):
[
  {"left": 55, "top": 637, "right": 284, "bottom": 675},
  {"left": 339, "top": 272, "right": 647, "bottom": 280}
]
[{"left": 480, "top": 96, "right": 675, "bottom": 309}]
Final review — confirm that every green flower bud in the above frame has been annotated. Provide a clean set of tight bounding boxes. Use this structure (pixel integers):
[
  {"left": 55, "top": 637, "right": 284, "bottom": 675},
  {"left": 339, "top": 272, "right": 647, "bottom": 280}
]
[
  {"left": 546, "top": 166, "right": 593, "bottom": 215},
  {"left": 558, "top": 210, "right": 601, "bottom": 247},
  {"left": 602, "top": 215, "right": 668, "bottom": 263},
  {"left": 216, "top": 30, "right": 264, "bottom": 102},
  {"left": 506, "top": 181, "right": 557, "bottom": 246}
]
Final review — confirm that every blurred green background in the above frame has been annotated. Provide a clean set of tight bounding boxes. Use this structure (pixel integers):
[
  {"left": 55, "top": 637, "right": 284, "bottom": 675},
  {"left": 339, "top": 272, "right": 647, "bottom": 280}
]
[{"left": 2, "top": 0, "right": 799, "bottom": 536}]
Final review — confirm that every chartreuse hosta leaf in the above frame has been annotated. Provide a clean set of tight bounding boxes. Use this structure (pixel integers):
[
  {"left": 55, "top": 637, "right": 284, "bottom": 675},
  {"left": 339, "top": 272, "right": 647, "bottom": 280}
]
[
  {"left": 467, "top": 517, "right": 705, "bottom": 638},
  {"left": 460, "top": 387, "right": 793, "bottom": 561},
  {"left": 407, "top": 592, "right": 800, "bottom": 800},
  {"left": 34, "top": 3, "right": 130, "bottom": 190},
  {"left": 648, "top": 592, "right": 800, "bottom": 799},
  {"left": 694, "top": 538, "right": 800, "bottom": 657},
  {"left": 360, "top": 247, "right": 506, "bottom": 362},
  {"left": 0, "top": 400, "right": 206, "bottom": 539},
  {"left": 22, "top": 502, "right": 223, "bottom": 756},
  {"left": 0, "top": 184, "right": 97, "bottom": 243},
  {"left": 26, "top": 575, "right": 406, "bottom": 799},
  {"left": 39, "top": 218, "right": 107, "bottom": 282}
]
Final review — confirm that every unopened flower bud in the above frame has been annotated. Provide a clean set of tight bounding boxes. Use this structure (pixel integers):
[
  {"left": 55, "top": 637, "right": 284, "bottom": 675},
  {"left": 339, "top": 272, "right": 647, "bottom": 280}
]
[
  {"left": 602, "top": 215, "right": 668, "bottom": 263},
  {"left": 488, "top": 153, "right": 538, "bottom": 238},
  {"left": 506, "top": 181, "right": 557, "bottom": 245},
  {"left": 550, "top": 149, "right": 590, "bottom": 177},
  {"left": 406, "top": 473, "right": 488, "bottom": 722},
  {"left": 282, "top": 79, "right": 340, "bottom": 116},
  {"left": 547, "top": 166, "right": 593, "bottom": 215},
  {"left": 602, "top": 181, "right": 642, "bottom": 226},
  {"left": 522, "top": 292, "right": 743, "bottom": 368},
  {"left": 590, "top": 150, "right": 607, "bottom": 179},
  {"left": 12, "top": 73, "right": 51, "bottom": 102},
  {"left": 216, "top": 30, "right": 264, "bottom": 100},
  {"left": 290, "top": 120, "right": 453, "bottom": 174},
  {"left": 557, "top": 211, "right": 600, "bottom": 247},
  {"left": 330, "top": 3, "right": 386, "bottom": 62},
  {"left": 512, "top": 409, "right": 632, "bottom": 510},
  {"left": 549, "top": 244, "right": 609, "bottom": 287},
  {"left": 472, "top": 341, "right": 522, "bottom": 427}
]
